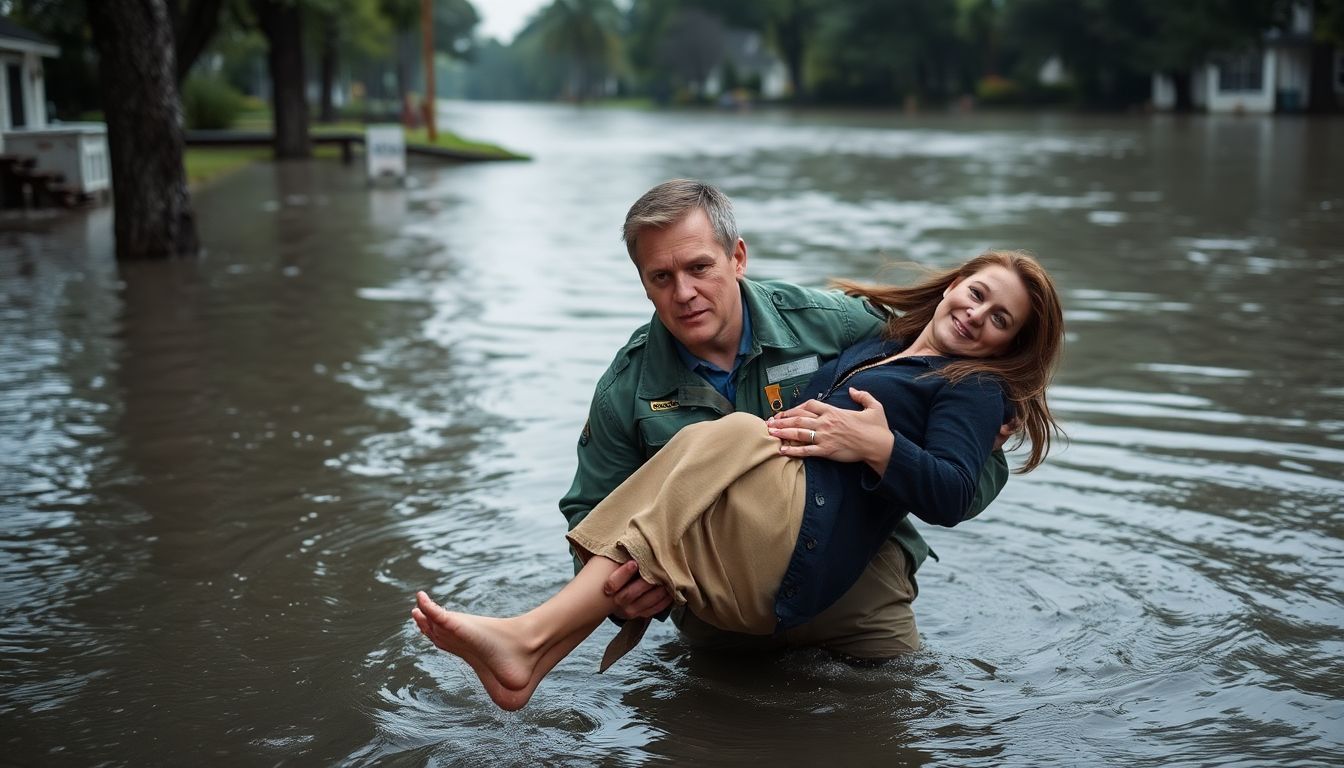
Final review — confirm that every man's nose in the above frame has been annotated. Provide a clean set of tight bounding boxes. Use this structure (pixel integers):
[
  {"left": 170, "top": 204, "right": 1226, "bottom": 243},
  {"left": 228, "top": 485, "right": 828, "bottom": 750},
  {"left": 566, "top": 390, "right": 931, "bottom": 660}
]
[{"left": 672, "top": 275, "right": 696, "bottom": 302}]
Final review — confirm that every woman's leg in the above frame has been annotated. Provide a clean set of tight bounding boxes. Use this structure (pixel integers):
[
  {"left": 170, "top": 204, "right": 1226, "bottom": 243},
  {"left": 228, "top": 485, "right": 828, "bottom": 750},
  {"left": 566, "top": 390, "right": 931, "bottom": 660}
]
[
  {"left": 411, "top": 555, "right": 622, "bottom": 711},
  {"left": 568, "top": 412, "right": 805, "bottom": 636}
]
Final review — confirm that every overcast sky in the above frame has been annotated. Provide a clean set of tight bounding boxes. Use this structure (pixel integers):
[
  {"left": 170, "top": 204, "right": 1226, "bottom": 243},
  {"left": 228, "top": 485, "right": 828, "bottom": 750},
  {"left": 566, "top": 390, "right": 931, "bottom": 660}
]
[{"left": 476, "top": 0, "right": 549, "bottom": 43}]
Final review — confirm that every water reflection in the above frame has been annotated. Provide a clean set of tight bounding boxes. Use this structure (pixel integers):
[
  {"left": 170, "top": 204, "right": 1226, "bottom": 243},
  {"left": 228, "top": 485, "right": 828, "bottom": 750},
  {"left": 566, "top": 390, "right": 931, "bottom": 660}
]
[{"left": 2, "top": 104, "right": 1342, "bottom": 765}]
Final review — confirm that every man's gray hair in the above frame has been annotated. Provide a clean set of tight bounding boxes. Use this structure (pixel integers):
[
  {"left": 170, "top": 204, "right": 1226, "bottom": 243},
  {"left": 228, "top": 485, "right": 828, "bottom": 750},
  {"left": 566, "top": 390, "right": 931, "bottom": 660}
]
[{"left": 621, "top": 179, "right": 739, "bottom": 260}]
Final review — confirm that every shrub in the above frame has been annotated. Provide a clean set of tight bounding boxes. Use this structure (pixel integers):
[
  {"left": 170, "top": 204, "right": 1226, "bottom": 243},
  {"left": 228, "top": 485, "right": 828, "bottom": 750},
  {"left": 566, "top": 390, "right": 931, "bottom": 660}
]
[
  {"left": 182, "top": 76, "right": 245, "bottom": 130},
  {"left": 975, "top": 75, "right": 1022, "bottom": 106}
]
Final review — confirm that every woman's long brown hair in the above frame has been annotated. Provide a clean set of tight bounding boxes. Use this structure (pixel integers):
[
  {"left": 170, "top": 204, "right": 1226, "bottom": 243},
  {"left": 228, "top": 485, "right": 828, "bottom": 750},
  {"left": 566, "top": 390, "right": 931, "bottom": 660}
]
[{"left": 833, "top": 250, "right": 1064, "bottom": 473}]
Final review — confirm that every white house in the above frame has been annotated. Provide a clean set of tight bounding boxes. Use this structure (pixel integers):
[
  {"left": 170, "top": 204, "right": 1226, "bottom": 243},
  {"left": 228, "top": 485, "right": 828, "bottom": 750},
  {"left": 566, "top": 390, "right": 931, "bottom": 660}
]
[
  {"left": 1151, "top": 2, "right": 1334, "bottom": 113},
  {"left": 1, "top": 16, "right": 58, "bottom": 142},
  {"left": 704, "top": 29, "right": 791, "bottom": 102},
  {"left": 1, "top": 16, "right": 109, "bottom": 200}
]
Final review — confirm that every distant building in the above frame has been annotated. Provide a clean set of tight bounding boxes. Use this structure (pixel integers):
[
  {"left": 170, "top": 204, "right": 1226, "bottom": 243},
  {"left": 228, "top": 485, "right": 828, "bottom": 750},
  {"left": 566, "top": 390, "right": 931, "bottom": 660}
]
[
  {"left": 1, "top": 16, "right": 109, "bottom": 204},
  {"left": 1151, "top": 2, "right": 1336, "bottom": 113},
  {"left": 704, "top": 29, "right": 790, "bottom": 102},
  {"left": 0, "top": 16, "right": 58, "bottom": 141}
]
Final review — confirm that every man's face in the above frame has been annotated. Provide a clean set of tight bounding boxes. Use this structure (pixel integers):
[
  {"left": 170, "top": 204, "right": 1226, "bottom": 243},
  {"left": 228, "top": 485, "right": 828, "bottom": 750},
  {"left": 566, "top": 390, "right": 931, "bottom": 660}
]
[{"left": 632, "top": 208, "right": 748, "bottom": 365}]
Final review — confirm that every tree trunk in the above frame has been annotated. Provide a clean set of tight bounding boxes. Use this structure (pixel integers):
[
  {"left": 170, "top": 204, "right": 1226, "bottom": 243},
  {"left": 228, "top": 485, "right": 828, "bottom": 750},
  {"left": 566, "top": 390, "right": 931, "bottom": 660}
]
[
  {"left": 1307, "top": 41, "right": 1340, "bottom": 113},
  {"left": 395, "top": 31, "right": 412, "bottom": 125},
  {"left": 319, "top": 14, "right": 338, "bottom": 123},
  {"left": 776, "top": 17, "right": 806, "bottom": 101},
  {"left": 87, "top": 0, "right": 199, "bottom": 260},
  {"left": 254, "top": 0, "right": 311, "bottom": 158},
  {"left": 1170, "top": 70, "right": 1194, "bottom": 113},
  {"left": 170, "top": 0, "right": 226, "bottom": 84}
]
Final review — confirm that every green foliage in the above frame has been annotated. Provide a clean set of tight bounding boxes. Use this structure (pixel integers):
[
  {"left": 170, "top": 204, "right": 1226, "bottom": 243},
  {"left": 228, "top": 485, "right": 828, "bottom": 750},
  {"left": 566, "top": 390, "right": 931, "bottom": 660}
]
[
  {"left": 974, "top": 75, "right": 1075, "bottom": 107},
  {"left": 1319, "top": 0, "right": 1344, "bottom": 43},
  {"left": 452, "top": 0, "right": 1315, "bottom": 110},
  {"left": 377, "top": 0, "right": 477, "bottom": 57},
  {"left": 533, "top": 0, "right": 625, "bottom": 99},
  {"left": 182, "top": 74, "right": 245, "bottom": 129},
  {"left": 184, "top": 146, "right": 269, "bottom": 185},
  {"left": 975, "top": 75, "right": 1022, "bottom": 105},
  {"left": 811, "top": 0, "right": 961, "bottom": 104}
]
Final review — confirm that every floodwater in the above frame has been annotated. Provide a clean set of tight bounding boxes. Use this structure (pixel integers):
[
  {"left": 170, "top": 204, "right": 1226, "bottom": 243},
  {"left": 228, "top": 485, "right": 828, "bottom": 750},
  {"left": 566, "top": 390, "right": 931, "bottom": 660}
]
[{"left": 2, "top": 102, "right": 1342, "bottom": 766}]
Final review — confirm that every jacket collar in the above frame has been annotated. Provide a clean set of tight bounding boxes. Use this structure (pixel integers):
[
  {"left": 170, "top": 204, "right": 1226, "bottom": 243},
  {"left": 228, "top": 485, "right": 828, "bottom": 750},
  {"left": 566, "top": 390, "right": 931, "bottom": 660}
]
[
  {"left": 816, "top": 335, "right": 950, "bottom": 394},
  {"left": 637, "top": 278, "right": 801, "bottom": 400}
]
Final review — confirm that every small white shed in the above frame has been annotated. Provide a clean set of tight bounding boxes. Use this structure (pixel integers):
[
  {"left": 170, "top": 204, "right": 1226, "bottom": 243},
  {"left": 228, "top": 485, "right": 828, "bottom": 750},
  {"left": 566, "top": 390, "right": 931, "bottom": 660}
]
[
  {"left": 1, "top": 17, "right": 110, "bottom": 199},
  {"left": 1, "top": 16, "right": 58, "bottom": 141}
]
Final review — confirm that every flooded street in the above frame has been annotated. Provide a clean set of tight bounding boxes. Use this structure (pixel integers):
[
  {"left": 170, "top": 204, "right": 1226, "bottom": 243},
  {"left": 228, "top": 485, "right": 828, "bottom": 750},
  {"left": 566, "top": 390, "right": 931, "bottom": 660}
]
[{"left": 2, "top": 102, "right": 1342, "bottom": 765}]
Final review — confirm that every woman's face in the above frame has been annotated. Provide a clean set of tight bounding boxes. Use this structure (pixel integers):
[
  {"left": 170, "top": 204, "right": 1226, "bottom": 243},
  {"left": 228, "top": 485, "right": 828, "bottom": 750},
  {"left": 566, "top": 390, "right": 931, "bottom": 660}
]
[{"left": 929, "top": 265, "right": 1032, "bottom": 358}]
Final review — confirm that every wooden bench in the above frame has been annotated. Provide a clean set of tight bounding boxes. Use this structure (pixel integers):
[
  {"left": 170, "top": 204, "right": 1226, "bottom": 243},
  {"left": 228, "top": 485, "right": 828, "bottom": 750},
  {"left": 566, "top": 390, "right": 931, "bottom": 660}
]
[
  {"left": 184, "top": 131, "right": 361, "bottom": 163},
  {"left": 0, "top": 155, "right": 83, "bottom": 209}
]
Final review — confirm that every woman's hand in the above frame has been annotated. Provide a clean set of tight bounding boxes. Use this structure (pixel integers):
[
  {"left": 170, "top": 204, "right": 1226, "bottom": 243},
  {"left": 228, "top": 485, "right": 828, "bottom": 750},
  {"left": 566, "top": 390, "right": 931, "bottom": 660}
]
[{"left": 766, "top": 388, "right": 895, "bottom": 476}]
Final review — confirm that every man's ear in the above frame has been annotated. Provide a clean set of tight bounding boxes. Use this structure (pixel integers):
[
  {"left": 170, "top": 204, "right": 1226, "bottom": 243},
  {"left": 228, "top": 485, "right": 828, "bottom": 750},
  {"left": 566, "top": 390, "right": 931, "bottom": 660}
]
[{"left": 731, "top": 238, "right": 748, "bottom": 278}]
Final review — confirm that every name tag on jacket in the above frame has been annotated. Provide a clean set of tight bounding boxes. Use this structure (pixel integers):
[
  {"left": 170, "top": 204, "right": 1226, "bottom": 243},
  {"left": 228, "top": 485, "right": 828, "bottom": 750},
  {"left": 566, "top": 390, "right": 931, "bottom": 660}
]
[{"left": 766, "top": 356, "right": 819, "bottom": 384}]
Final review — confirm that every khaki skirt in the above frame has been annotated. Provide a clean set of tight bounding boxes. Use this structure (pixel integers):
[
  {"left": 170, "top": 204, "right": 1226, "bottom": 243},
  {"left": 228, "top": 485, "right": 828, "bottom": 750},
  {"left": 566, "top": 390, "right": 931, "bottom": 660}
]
[{"left": 566, "top": 411, "right": 807, "bottom": 636}]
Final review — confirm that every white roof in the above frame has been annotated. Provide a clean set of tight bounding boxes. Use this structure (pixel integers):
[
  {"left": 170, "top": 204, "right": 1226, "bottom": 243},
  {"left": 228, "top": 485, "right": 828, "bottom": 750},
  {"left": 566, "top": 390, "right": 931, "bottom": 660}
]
[{"left": 0, "top": 18, "right": 60, "bottom": 58}]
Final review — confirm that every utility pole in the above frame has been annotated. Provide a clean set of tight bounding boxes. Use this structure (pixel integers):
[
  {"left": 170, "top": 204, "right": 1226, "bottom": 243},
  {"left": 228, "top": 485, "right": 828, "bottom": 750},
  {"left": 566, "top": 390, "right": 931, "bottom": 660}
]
[{"left": 421, "top": 0, "right": 437, "bottom": 142}]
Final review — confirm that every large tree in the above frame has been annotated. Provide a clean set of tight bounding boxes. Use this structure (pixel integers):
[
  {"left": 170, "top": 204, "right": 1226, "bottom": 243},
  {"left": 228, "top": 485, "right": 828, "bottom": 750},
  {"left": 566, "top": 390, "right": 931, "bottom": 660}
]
[
  {"left": 87, "top": 0, "right": 199, "bottom": 260},
  {"left": 533, "top": 0, "right": 623, "bottom": 101},
  {"left": 251, "top": 0, "right": 310, "bottom": 158},
  {"left": 654, "top": 7, "right": 725, "bottom": 98},
  {"left": 169, "top": 0, "right": 228, "bottom": 83},
  {"left": 765, "top": 0, "right": 825, "bottom": 100},
  {"left": 998, "top": 0, "right": 1149, "bottom": 108},
  {"left": 1308, "top": 0, "right": 1344, "bottom": 112},
  {"left": 379, "top": 0, "right": 480, "bottom": 114},
  {"left": 809, "top": 0, "right": 961, "bottom": 105}
]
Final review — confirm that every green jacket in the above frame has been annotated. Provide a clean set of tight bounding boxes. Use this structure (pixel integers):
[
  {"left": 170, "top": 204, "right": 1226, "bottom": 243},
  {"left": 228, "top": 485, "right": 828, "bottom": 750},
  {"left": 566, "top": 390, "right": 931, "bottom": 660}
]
[{"left": 559, "top": 278, "right": 1009, "bottom": 572}]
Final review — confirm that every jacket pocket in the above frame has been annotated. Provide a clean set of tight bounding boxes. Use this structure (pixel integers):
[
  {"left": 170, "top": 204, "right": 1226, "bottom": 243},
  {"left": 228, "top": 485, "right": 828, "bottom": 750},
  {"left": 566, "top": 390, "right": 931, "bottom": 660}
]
[
  {"left": 636, "top": 412, "right": 707, "bottom": 459},
  {"left": 779, "top": 375, "right": 818, "bottom": 410}
]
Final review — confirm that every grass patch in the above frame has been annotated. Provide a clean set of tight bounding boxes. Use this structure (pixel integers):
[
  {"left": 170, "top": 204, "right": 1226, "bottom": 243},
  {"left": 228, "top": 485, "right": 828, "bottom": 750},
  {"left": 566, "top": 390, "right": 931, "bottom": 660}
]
[
  {"left": 184, "top": 146, "right": 270, "bottom": 186},
  {"left": 232, "top": 111, "right": 525, "bottom": 159},
  {"left": 185, "top": 144, "right": 355, "bottom": 186}
]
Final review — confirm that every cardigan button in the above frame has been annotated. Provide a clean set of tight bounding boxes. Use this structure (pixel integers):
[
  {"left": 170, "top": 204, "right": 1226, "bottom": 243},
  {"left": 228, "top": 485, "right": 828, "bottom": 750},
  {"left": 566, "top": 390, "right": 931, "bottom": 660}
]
[
  {"left": 784, "top": 587, "right": 797, "bottom": 597},
  {"left": 814, "top": 494, "right": 825, "bottom": 506},
  {"left": 805, "top": 538, "right": 816, "bottom": 550}
]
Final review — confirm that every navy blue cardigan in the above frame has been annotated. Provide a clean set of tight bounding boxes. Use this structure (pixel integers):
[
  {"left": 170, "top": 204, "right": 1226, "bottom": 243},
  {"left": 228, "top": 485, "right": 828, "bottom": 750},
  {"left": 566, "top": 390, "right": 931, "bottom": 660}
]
[{"left": 773, "top": 335, "right": 1012, "bottom": 630}]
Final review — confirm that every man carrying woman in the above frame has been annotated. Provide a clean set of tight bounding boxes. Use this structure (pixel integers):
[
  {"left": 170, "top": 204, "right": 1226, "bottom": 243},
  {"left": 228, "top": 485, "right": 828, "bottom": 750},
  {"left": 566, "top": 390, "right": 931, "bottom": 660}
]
[
  {"left": 409, "top": 182, "right": 1064, "bottom": 710},
  {"left": 552, "top": 180, "right": 1013, "bottom": 661}
]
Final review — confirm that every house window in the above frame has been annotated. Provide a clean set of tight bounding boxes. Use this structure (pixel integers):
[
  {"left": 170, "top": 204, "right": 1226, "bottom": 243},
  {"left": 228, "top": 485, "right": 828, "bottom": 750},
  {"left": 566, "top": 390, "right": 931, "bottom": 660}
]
[
  {"left": 1216, "top": 51, "right": 1264, "bottom": 93},
  {"left": 6, "top": 63, "right": 25, "bottom": 128}
]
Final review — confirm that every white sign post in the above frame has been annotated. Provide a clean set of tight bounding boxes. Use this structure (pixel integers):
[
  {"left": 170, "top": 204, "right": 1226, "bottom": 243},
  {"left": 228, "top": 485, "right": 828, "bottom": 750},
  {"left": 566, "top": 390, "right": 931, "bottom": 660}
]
[{"left": 365, "top": 124, "right": 406, "bottom": 182}]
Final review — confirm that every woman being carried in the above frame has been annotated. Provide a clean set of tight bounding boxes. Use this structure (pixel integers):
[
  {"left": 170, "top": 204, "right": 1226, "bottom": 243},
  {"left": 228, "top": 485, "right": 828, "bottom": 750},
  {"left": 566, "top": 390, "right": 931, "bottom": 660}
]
[{"left": 411, "top": 249, "right": 1064, "bottom": 711}]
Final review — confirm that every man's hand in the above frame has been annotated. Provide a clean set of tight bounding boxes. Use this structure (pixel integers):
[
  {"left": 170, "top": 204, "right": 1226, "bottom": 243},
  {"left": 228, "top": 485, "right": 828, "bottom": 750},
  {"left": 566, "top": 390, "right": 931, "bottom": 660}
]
[
  {"left": 993, "top": 416, "right": 1022, "bottom": 452},
  {"left": 604, "top": 560, "right": 673, "bottom": 620}
]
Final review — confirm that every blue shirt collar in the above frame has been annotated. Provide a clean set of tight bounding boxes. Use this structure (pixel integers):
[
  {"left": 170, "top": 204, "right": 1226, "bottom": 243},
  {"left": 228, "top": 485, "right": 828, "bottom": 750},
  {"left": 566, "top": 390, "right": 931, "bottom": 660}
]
[{"left": 673, "top": 292, "right": 754, "bottom": 401}]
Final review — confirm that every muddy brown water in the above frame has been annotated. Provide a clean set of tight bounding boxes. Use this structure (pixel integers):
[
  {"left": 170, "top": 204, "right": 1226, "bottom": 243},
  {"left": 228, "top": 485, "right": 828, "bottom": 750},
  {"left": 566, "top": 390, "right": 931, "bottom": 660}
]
[{"left": 2, "top": 103, "right": 1342, "bottom": 766}]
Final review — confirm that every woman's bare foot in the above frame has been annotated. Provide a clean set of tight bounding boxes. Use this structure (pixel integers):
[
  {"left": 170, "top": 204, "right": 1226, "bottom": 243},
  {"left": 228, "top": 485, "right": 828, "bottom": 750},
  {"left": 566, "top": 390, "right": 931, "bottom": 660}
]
[
  {"left": 411, "top": 559, "right": 621, "bottom": 710},
  {"left": 412, "top": 592, "right": 542, "bottom": 710}
]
